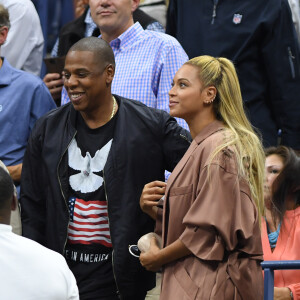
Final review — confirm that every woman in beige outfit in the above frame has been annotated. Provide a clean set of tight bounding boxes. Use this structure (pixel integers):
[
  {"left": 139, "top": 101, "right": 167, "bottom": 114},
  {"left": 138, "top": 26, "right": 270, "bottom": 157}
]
[{"left": 139, "top": 56, "right": 265, "bottom": 300}]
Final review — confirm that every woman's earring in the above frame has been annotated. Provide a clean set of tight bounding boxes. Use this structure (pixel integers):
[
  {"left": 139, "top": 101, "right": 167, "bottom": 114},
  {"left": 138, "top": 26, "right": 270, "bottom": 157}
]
[{"left": 205, "top": 96, "right": 215, "bottom": 104}]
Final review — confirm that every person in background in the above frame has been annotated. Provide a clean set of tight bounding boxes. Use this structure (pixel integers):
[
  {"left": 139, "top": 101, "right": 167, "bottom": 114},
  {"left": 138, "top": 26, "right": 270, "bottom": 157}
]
[
  {"left": 20, "top": 37, "right": 191, "bottom": 300},
  {"left": 167, "top": 0, "right": 300, "bottom": 148},
  {"left": 139, "top": 0, "right": 167, "bottom": 28},
  {"left": 139, "top": 55, "right": 265, "bottom": 299},
  {"left": 0, "top": 165, "right": 79, "bottom": 300},
  {"left": 59, "top": 0, "right": 188, "bottom": 128},
  {"left": 288, "top": 0, "right": 300, "bottom": 41},
  {"left": 262, "top": 146, "right": 300, "bottom": 300},
  {"left": 44, "top": 0, "right": 166, "bottom": 105},
  {"left": 0, "top": 0, "right": 44, "bottom": 76},
  {"left": 0, "top": 4, "right": 56, "bottom": 234}
]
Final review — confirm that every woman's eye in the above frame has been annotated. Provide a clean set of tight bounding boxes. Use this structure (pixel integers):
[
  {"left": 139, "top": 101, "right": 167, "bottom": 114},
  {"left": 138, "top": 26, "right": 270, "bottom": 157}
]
[
  {"left": 271, "top": 169, "right": 279, "bottom": 174},
  {"left": 179, "top": 82, "right": 186, "bottom": 88}
]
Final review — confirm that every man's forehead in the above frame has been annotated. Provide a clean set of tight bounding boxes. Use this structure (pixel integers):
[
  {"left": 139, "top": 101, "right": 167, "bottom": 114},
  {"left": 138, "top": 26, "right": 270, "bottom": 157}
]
[{"left": 65, "top": 50, "right": 104, "bottom": 68}]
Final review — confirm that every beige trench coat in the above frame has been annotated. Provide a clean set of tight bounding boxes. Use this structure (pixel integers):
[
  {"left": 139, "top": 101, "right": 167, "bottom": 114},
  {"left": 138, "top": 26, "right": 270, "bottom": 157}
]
[{"left": 158, "top": 121, "right": 263, "bottom": 300}]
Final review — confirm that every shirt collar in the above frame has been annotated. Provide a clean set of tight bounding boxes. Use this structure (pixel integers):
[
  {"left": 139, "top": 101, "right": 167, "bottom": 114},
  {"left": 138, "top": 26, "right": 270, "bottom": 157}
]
[
  {"left": 107, "top": 22, "right": 145, "bottom": 50},
  {"left": 0, "top": 58, "right": 13, "bottom": 86},
  {"left": 84, "top": 8, "right": 93, "bottom": 25}
]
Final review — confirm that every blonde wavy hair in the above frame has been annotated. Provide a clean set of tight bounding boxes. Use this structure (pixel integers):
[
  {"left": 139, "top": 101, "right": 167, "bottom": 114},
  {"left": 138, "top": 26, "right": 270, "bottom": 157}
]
[{"left": 186, "top": 55, "right": 265, "bottom": 218}]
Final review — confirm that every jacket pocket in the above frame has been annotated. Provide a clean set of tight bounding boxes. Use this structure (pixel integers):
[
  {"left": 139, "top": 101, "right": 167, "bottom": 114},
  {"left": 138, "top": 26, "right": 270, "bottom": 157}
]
[
  {"left": 173, "top": 262, "right": 199, "bottom": 299},
  {"left": 169, "top": 184, "right": 193, "bottom": 197}
]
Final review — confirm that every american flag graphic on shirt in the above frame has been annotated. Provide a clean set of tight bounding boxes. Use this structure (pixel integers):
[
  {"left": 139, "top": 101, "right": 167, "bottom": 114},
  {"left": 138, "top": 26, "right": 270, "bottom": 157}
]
[{"left": 67, "top": 197, "right": 112, "bottom": 247}]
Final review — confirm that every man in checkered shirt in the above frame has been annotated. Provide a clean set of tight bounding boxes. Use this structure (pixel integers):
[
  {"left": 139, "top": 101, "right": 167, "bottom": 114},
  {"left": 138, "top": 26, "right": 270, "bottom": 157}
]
[{"left": 60, "top": 0, "right": 188, "bottom": 129}]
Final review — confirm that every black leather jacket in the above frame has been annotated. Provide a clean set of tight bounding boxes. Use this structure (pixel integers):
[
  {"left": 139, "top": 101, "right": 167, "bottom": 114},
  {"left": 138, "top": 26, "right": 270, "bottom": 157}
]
[{"left": 20, "top": 96, "right": 191, "bottom": 298}]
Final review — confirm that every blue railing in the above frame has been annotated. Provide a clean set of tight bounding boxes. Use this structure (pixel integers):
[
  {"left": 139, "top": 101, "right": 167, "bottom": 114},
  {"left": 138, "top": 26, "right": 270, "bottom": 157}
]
[{"left": 261, "top": 260, "right": 300, "bottom": 300}]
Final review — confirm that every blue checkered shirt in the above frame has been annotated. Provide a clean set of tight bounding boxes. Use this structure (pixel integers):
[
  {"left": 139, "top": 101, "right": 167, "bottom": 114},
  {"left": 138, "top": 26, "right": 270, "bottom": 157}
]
[
  {"left": 61, "top": 22, "right": 188, "bottom": 128},
  {"left": 51, "top": 8, "right": 164, "bottom": 56}
]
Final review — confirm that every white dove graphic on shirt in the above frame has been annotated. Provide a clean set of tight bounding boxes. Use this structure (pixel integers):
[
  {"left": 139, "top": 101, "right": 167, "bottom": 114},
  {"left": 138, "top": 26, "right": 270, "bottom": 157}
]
[{"left": 68, "top": 138, "right": 112, "bottom": 193}]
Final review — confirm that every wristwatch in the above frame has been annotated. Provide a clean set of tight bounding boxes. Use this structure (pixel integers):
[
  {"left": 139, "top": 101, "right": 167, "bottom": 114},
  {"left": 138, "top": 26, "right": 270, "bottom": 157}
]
[{"left": 290, "top": 289, "right": 294, "bottom": 300}]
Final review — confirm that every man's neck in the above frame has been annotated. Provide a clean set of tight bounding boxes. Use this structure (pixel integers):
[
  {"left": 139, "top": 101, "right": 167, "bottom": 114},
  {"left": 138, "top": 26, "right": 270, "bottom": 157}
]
[
  {"left": 80, "top": 95, "right": 118, "bottom": 129},
  {"left": 101, "top": 19, "right": 134, "bottom": 43}
]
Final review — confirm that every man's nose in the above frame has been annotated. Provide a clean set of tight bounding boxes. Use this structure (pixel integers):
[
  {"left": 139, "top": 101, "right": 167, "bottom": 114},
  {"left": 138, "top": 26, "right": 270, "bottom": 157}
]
[{"left": 64, "top": 74, "right": 78, "bottom": 88}]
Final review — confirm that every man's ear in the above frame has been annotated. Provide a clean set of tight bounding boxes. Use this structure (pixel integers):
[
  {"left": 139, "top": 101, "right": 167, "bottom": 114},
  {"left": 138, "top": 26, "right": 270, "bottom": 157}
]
[
  {"left": 131, "top": 0, "right": 140, "bottom": 13},
  {"left": 105, "top": 64, "right": 115, "bottom": 85},
  {"left": 0, "top": 26, "right": 9, "bottom": 47},
  {"left": 11, "top": 194, "right": 17, "bottom": 211}
]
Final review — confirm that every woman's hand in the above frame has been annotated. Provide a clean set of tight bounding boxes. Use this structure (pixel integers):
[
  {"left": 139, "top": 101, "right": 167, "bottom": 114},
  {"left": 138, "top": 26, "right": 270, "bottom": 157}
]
[
  {"left": 140, "top": 181, "right": 166, "bottom": 220},
  {"left": 274, "top": 287, "right": 292, "bottom": 300},
  {"left": 140, "top": 237, "right": 162, "bottom": 272}
]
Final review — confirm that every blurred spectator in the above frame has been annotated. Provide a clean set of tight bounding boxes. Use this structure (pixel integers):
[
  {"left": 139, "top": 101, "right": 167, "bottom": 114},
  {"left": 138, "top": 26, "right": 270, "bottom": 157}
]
[
  {"left": 32, "top": 0, "right": 74, "bottom": 53},
  {"left": 0, "top": 166, "right": 79, "bottom": 300},
  {"left": 0, "top": 3, "right": 56, "bottom": 234},
  {"left": 0, "top": 0, "right": 44, "bottom": 76},
  {"left": 139, "top": 0, "right": 167, "bottom": 28},
  {"left": 288, "top": 0, "right": 300, "bottom": 41},
  {"left": 167, "top": 0, "right": 300, "bottom": 148},
  {"left": 262, "top": 146, "right": 300, "bottom": 300},
  {"left": 73, "top": 0, "right": 88, "bottom": 18}
]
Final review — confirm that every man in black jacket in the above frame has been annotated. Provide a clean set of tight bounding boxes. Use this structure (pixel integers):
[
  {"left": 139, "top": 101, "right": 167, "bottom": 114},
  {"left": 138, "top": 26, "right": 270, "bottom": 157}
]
[{"left": 20, "top": 37, "right": 190, "bottom": 300}]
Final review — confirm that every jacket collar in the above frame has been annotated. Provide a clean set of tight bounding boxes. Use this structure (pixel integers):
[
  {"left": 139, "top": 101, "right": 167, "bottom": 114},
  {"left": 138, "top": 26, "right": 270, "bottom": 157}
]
[
  {"left": 69, "top": 94, "right": 122, "bottom": 129},
  {"left": 193, "top": 120, "right": 225, "bottom": 145}
]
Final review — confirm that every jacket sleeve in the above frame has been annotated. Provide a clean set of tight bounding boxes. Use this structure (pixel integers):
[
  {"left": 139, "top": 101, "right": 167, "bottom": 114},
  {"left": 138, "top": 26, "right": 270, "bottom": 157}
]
[
  {"left": 262, "top": 0, "right": 300, "bottom": 148},
  {"left": 161, "top": 114, "right": 191, "bottom": 172},
  {"left": 179, "top": 163, "right": 262, "bottom": 260},
  {"left": 20, "top": 122, "right": 47, "bottom": 245}
]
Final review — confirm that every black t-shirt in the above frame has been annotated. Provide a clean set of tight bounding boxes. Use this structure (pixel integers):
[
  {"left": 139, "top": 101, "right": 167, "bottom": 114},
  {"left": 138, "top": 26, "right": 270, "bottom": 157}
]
[{"left": 65, "top": 112, "right": 119, "bottom": 300}]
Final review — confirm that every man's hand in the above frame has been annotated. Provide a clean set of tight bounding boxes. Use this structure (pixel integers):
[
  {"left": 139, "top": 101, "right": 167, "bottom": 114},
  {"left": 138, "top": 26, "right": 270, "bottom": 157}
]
[
  {"left": 140, "top": 180, "right": 166, "bottom": 220},
  {"left": 43, "top": 73, "right": 64, "bottom": 103},
  {"left": 7, "top": 163, "right": 22, "bottom": 182}
]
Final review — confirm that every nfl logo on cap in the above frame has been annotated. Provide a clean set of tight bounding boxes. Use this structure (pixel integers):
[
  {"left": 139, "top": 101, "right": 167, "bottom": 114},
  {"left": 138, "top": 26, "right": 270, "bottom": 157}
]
[{"left": 233, "top": 14, "right": 242, "bottom": 24}]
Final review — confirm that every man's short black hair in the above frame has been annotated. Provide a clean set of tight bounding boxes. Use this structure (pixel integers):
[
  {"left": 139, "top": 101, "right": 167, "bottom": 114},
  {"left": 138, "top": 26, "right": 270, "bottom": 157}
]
[
  {"left": 0, "top": 167, "right": 14, "bottom": 210},
  {"left": 68, "top": 37, "right": 115, "bottom": 69}
]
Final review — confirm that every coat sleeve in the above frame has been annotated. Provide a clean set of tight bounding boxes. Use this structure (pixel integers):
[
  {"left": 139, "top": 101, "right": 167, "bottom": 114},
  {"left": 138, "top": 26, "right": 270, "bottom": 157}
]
[
  {"left": 161, "top": 114, "right": 191, "bottom": 172},
  {"left": 262, "top": 0, "right": 300, "bottom": 148},
  {"left": 20, "top": 122, "right": 47, "bottom": 245},
  {"left": 179, "top": 163, "right": 261, "bottom": 260}
]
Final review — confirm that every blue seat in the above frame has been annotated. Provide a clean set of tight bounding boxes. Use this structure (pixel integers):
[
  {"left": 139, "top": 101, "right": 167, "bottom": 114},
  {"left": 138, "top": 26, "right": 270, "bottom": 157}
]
[{"left": 261, "top": 260, "right": 300, "bottom": 299}]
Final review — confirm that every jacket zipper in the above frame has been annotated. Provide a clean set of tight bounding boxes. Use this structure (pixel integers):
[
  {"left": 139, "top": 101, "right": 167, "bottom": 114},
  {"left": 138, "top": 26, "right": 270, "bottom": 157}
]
[
  {"left": 57, "top": 132, "right": 77, "bottom": 255},
  {"left": 211, "top": 0, "right": 219, "bottom": 24},
  {"left": 180, "top": 133, "right": 191, "bottom": 144},
  {"left": 103, "top": 169, "right": 121, "bottom": 299},
  {"left": 288, "top": 46, "right": 296, "bottom": 79}
]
